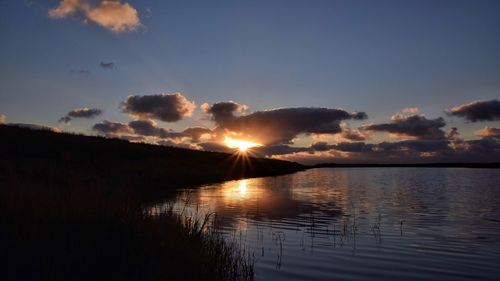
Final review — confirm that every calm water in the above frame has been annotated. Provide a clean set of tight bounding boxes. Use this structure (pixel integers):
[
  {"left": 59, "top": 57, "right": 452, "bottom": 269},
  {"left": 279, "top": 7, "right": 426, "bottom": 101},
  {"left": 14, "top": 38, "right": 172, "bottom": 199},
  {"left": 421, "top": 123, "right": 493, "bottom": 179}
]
[{"left": 155, "top": 168, "right": 500, "bottom": 280}]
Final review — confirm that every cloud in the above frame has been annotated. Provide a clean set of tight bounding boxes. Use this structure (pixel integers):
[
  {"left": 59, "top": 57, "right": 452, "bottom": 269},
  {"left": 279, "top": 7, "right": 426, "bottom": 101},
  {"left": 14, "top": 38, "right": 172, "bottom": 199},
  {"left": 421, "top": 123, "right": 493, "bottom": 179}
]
[
  {"left": 363, "top": 114, "right": 446, "bottom": 140},
  {"left": 79, "top": 70, "right": 91, "bottom": 75},
  {"left": 255, "top": 145, "right": 310, "bottom": 156},
  {"left": 475, "top": 127, "right": 500, "bottom": 139},
  {"left": 337, "top": 128, "right": 368, "bottom": 141},
  {"left": 48, "top": 0, "right": 83, "bottom": 18},
  {"left": 246, "top": 138, "right": 450, "bottom": 158},
  {"left": 128, "top": 119, "right": 174, "bottom": 138},
  {"left": 100, "top": 62, "right": 116, "bottom": 69},
  {"left": 121, "top": 92, "right": 196, "bottom": 122},
  {"left": 92, "top": 119, "right": 212, "bottom": 144},
  {"left": 59, "top": 107, "right": 102, "bottom": 124},
  {"left": 48, "top": 0, "right": 141, "bottom": 33},
  {"left": 85, "top": 1, "right": 140, "bottom": 32},
  {"left": 68, "top": 108, "right": 102, "bottom": 118},
  {"left": 310, "top": 142, "right": 334, "bottom": 152},
  {"left": 449, "top": 99, "right": 500, "bottom": 122},
  {"left": 0, "top": 114, "right": 6, "bottom": 124},
  {"left": 201, "top": 101, "right": 248, "bottom": 125},
  {"left": 59, "top": 116, "right": 72, "bottom": 124},
  {"left": 272, "top": 136, "right": 500, "bottom": 164},
  {"left": 203, "top": 102, "right": 368, "bottom": 145},
  {"left": 181, "top": 127, "right": 213, "bottom": 143},
  {"left": 447, "top": 127, "right": 459, "bottom": 140},
  {"left": 377, "top": 140, "right": 450, "bottom": 152},
  {"left": 92, "top": 120, "right": 132, "bottom": 136},
  {"left": 461, "top": 138, "right": 500, "bottom": 155}
]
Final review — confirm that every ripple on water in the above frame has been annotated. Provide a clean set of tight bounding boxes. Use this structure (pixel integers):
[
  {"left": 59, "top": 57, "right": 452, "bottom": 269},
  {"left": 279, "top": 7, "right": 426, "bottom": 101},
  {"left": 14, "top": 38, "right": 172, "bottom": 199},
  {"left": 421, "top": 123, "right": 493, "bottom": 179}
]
[{"left": 160, "top": 168, "right": 500, "bottom": 281}]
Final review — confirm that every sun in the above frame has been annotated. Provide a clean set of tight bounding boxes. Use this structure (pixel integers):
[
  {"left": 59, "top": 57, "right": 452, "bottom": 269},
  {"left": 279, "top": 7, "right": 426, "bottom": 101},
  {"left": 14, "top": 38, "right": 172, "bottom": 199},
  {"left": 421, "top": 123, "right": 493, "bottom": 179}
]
[{"left": 223, "top": 136, "right": 262, "bottom": 152}]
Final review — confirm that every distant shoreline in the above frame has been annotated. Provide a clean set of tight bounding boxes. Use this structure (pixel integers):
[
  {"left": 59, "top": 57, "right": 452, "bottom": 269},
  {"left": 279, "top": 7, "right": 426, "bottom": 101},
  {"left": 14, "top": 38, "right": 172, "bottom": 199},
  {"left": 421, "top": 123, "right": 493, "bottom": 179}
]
[{"left": 311, "top": 162, "right": 500, "bottom": 169}]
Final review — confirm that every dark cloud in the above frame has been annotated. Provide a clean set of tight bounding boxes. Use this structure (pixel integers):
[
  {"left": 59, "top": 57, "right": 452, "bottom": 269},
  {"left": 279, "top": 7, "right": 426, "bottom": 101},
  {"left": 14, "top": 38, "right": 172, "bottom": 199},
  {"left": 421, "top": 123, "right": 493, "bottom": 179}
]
[
  {"left": 201, "top": 101, "right": 247, "bottom": 125},
  {"left": 334, "top": 142, "right": 375, "bottom": 152},
  {"left": 181, "top": 127, "right": 213, "bottom": 142},
  {"left": 338, "top": 128, "right": 368, "bottom": 141},
  {"left": 93, "top": 118, "right": 212, "bottom": 144},
  {"left": 275, "top": 135, "right": 500, "bottom": 164},
  {"left": 203, "top": 104, "right": 368, "bottom": 145},
  {"left": 121, "top": 93, "right": 196, "bottom": 122},
  {"left": 58, "top": 116, "right": 72, "bottom": 124},
  {"left": 310, "top": 142, "right": 333, "bottom": 152},
  {"left": 363, "top": 114, "right": 446, "bottom": 140},
  {"left": 447, "top": 127, "right": 459, "bottom": 140},
  {"left": 127, "top": 120, "right": 212, "bottom": 142},
  {"left": 377, "top": 140, "right": 450, "bottom": 152},
  {"left": 92, "top": 120, "right": 133, "bottom": 136},
  {"left": 239, "top": 139, "right": 450, "bottom": 159},
  {"left": 100, "top": 62, "right": 116, "bottom": 69},
  {"left": 256, "top": 145, "right": 310, "bottom": 156},
  {"left": 442, "top": 137, "right": 500, "bottom": 162},
  {"left": 449, "top": 99, "right": 500, "bottom": 122},
  {"left": 128, "top": 119, "right": 174, "bottom": 138},
  {"left": 59, "top": 107, "right": 102, "bottom": 124}
]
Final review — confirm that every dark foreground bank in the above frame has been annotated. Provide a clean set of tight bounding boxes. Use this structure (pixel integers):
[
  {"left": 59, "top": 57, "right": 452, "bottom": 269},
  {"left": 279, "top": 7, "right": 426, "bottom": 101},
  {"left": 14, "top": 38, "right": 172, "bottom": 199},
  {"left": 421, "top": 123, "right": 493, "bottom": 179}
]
[{"left": 0, "top": 125, "right": 305, "bottom": 281}]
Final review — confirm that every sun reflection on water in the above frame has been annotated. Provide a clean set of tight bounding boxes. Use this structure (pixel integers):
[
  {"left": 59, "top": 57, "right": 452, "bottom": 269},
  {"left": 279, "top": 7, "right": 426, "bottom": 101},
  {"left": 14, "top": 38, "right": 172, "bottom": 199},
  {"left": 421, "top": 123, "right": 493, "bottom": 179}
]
[
  {"left": 220, "top": 179, "right": 262, "bottom": 202},
  {"left": 238, "top": 180, "right": 247, "bottom": 196}
]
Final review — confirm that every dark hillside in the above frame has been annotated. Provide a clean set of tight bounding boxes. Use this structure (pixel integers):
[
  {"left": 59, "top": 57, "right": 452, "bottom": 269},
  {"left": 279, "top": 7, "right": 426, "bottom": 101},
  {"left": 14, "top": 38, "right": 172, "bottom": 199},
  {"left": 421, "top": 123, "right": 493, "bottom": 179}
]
[
  {"left": 0, "top": 125, "right": 304, "bottom": 281},
  {"left": 0, "top": 125, "right": 304, "bottom": 199}
]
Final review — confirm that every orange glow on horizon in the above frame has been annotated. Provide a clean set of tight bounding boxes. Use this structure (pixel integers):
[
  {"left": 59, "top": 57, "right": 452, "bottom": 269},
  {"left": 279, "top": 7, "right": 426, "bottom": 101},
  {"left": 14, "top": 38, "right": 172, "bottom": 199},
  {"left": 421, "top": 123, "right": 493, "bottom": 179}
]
[{"left": 223, "top": 136, "right": 262, "bottom": 152}]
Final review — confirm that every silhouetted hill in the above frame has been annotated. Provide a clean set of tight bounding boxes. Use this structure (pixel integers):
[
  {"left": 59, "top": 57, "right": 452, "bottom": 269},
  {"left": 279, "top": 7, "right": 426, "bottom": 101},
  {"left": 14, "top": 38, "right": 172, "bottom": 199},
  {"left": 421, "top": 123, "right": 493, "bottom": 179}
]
[
  {"left": 0, "top": 124, "right": 306, "bottom": 281},
  {"left": 0, "top": 124, "right": 305, "bottom": 199}
]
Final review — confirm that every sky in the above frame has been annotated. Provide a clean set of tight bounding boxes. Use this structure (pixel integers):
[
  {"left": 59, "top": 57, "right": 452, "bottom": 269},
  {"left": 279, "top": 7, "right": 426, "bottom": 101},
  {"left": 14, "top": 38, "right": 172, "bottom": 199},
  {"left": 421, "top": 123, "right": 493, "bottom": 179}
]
[{"left": 0, "top": 0, "right": 499, "bottom": 164}]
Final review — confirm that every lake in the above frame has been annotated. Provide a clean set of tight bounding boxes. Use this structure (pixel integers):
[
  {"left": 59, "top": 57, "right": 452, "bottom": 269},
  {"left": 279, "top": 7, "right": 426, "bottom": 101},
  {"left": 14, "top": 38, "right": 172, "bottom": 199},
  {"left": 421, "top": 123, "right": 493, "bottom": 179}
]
[{"left": 154, "top": 168, "right": 500, "bottom": 281}]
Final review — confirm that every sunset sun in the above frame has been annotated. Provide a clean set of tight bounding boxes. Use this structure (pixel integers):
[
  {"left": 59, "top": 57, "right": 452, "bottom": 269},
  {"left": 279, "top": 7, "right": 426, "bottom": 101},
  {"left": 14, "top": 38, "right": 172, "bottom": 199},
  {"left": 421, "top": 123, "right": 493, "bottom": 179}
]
[{"left": 223, "top": 136, "right": 262, "bottom": 152}]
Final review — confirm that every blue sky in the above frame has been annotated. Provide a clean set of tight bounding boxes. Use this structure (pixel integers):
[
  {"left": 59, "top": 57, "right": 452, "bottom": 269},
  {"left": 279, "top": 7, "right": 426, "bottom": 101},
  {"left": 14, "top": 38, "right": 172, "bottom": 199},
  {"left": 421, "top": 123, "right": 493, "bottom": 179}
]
[{"left": 0, "top": 0, "right": 499, "bottom": 163}]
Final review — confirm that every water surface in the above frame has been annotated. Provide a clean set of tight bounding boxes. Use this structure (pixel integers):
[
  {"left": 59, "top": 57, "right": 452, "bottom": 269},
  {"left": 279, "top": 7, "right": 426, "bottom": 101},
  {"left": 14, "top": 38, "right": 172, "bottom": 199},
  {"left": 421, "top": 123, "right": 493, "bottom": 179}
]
[{"left": 156, "top": 168, "right": 500, "bottom": 280}]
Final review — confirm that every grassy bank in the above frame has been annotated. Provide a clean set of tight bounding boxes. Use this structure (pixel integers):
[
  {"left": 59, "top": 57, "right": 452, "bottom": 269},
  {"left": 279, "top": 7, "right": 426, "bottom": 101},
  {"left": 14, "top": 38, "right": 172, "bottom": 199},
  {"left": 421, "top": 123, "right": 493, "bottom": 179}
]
[{"left": 0, "top": 125, "right": 304, "bottom": 281}]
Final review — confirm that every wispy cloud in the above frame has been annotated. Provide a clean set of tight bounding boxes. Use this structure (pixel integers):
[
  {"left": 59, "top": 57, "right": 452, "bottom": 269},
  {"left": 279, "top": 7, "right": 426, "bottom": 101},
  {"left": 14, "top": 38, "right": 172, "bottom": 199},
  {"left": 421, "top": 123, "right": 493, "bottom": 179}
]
[
  {"left": 402, "top": 107, "right": 419, "bottom": 114},
  {"left": 59, "top": 107, "right": 102, "bottom": 124},
  {"left": 100, "top": 62, "right": 116, "bottom": 69}
]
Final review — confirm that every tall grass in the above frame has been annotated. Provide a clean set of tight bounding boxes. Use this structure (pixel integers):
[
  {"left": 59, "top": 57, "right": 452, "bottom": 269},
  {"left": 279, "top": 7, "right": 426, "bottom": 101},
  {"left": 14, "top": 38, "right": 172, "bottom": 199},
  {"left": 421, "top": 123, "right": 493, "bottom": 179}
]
[{"left": 0, "top": 183, "right": 253, "bottom": 281}]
